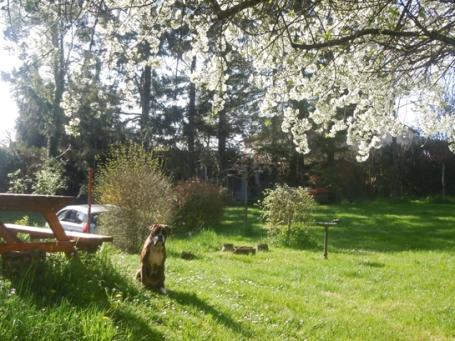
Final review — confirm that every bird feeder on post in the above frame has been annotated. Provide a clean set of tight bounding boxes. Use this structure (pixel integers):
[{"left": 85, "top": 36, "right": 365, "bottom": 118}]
[{"left": 316, "top": 219, "right": 339, "bottom": 259}]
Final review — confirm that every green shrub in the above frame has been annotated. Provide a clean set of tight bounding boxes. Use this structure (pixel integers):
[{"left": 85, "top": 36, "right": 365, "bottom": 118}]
[
  {"left": 267, "top": 225, "right": 316, "bottom": 249},
  {"left": 32, "top": 158, "right": 68, "bottom": 195},
  {"left": 95, "top": 144, "right": 174, "bottom": 253},
  {"left": 7, "top": 158, "right": 67, "bottom": 195},
  {"left": 174, "top": 179, "right": 226, "bottom": 231},
  {"left": 7, "top": 169, "right": 31, "bottom": 193},
  {"left": 259, "top": 184, "right": 315, "bottom": 247}
]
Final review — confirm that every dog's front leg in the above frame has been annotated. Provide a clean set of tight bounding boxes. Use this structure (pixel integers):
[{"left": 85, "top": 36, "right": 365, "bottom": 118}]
[
  {"left": 136, "top": 263, "right": 150, "bottom": 286},
  {"left": 156, "top": 266, "right": 166, "bottom": 294}
]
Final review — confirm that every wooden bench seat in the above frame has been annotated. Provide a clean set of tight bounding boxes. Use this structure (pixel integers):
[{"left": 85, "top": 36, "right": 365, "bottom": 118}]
[{"left": 3, "top": 224, "right": 113, "bottom": 252}]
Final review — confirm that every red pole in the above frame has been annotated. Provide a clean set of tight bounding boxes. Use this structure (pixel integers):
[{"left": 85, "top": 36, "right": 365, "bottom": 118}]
[{"left": 87, "top": 168, "right": 93, "bottom": 233}]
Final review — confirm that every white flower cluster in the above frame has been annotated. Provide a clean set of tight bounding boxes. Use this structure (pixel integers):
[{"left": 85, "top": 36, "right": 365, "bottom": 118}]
[
  {"left": 416, "top": 87, "right": 455, "bottom": 152},
  {"left": 167, "top": 0, "right": 453, "bottom": 160}
]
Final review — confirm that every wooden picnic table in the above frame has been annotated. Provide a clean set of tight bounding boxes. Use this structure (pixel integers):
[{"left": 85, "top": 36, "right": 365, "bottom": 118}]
[{"left": 0, "top": 193, "right": 112, "bottom": 255}]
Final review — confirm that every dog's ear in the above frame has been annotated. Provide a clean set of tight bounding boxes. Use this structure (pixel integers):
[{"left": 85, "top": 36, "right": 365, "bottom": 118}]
[
  {"left": 161, "top": 224, "right": 171, "bottom": 236},
  {"left": 148, "top": 224, "right": 159, "bottom": 233},
  {"left": 147, "top": 224, "right": 171, "bottom": 235}
]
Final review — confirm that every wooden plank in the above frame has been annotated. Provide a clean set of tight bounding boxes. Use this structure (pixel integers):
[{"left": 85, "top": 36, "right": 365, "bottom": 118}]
[
  {"left": 0, "top": 193, "right": 73, "bottom": 212},
  {"left": 67, "top": 232, "right": 113, "bottom": 242},
  {"left": 0, "top": 222, "right": 21, "bottom": 243},
  {"left": 4, "top": 224, "right": 113, "bottom": 242},
  {"left": 3, "top": 224, "right": 54, "bottom": 238},
  {"left": 0, "top": 241, "right": 75, "bottom": 254}
]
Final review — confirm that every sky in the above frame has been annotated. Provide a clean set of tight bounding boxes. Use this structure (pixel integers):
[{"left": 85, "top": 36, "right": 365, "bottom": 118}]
[{"left": 0, "top": 27, "right": 19, "bottom": 143}]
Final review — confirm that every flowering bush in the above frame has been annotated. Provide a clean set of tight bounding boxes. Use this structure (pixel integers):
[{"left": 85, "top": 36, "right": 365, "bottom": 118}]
[{"left": 174, "top": 180, "right": 226, "bottom": 231}]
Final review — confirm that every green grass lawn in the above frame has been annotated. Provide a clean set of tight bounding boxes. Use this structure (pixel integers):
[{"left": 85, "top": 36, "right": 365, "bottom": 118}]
[{"left": 1, "top": 199, "right": 455, "bottom": 340}]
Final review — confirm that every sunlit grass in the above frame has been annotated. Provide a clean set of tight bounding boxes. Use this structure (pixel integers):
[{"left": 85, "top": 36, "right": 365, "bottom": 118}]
[{"left": 1, "top": 198, "right": 455, "bottom": 340}]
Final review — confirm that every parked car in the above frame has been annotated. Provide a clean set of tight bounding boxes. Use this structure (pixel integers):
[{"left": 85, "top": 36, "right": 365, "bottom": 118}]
[{"left": 56, "top": 204, "right": 111, "bottom": 233}]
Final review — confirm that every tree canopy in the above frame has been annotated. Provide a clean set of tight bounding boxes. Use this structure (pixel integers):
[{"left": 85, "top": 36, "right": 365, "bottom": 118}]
[{"left": 2, "top": 0, "right": 454, "bottom": 163}]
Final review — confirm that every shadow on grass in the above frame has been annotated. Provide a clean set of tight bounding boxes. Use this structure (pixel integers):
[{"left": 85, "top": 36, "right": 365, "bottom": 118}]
[
  {"left": 111, "top": 307, "right": 164, "bottom": 340},
  {"left": 168, "top": 289, "right": 252, "bottom": 337},
  {"left": 170, "top": 207, "right": 268, "bottom": 252},
  {"left": 359, "top": 260, "right": 385, "bottom": 268},
  {"left": 168, "top": 200, "right": 455, "bottom": 255},
  {"left": 215, "top": 207, "right": 266, "bottom": 238},
  {"left": 2, "top": 251, "right": 138, "bottom": 309},
  {"left": 311, "top": 200, "right": 455, "bottom": 253}
]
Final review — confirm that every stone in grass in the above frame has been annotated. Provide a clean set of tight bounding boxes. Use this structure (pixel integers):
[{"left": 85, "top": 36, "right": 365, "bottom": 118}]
[
  {"left": 257, "top": 243, "right": 269, "bottom": 252},
  {"left": 181, "top": 251, "right": 196, "bottom": 260},
  {"left": 233, "top": 246, "right": 256, "bottom": 255},
  {"left": 221, "top": 243, "right": 234, "bottom": 252}
]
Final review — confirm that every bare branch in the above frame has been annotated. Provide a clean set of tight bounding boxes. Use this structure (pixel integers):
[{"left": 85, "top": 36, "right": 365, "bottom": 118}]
[
  {"left": 290, "top": 27, "right": 455, "bottom": 50},
  {"left": 208, "top": 0, "right": 265, "bottom": 20}
]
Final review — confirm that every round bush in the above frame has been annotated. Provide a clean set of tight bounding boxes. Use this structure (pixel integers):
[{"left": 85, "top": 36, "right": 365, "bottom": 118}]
[
  {"left": 95, "top": 144, "right": 174, "bottom": 253},
  {"left": 259, "top": 184, "right": 315, "bottom": 247},
  {"left": 174, "top": 180, "right": 226, "bottom": 231}
]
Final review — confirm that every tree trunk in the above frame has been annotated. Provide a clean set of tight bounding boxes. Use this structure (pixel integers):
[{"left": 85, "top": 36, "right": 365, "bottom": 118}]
[
  {"left": 218, "top": 108, "right": 228, "bottom": 176},
  {"left": 442, "top": 162, "right": 446, "bottom": 197},
  {"left": 390, "top": 138, "right": 402, "bottom": 198},
  {"left": 187, "top": 56, "right": 197, "bottom": 177},
  {"left": 139, "top": 42, "right": 152, "bottom": 144},
  {"left": 139, "top": 64, "right": 152, "bottom": 142},
  {"left": 242, "top": 162, "right": 248, "bottom": 228},
  {"left": 289, "top": 152, "right": 305, "bottom": 185},
  {"left": 326, "top": 139, "right": 335, "bottom": 165},
  {"left": 48, "top": 1, "right": 65, "bottom": 157}
]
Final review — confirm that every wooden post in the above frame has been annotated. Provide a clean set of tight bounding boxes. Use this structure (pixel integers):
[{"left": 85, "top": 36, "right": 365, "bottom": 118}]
[
  {"left": 323, "top": 225, "right": 329, "bottom": 259},
  {"left": 242, "top": 162, "right": 248, "bottom": 228},
  {"left": 87, "top": 168, "right": 93, "bottom": 233}
]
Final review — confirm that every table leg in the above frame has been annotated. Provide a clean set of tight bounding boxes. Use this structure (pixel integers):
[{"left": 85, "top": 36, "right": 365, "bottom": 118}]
[{"left": 0, "top": 222, "right": 21, "bottom": 243}]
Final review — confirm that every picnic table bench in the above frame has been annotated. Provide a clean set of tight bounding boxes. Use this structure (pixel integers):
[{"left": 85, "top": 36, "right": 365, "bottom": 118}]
[
  {"left": 0, "top": 193, "right": 112, "bottom": 255},
  {"left": 4, "top": 224, "right": 113, "bottom": 252}
]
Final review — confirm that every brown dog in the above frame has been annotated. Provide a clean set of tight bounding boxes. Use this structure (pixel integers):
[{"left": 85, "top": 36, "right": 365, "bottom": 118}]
[{"left": 136, "top": 224, "right": 169, "bottom": 293}]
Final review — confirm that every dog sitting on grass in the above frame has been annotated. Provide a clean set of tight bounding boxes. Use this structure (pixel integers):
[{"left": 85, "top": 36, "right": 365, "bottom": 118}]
[{"left": 136, "top": 224, "right": 169, "bottom": 294}]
